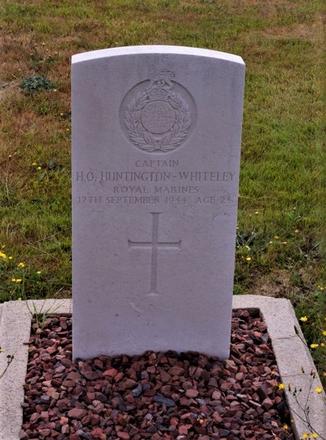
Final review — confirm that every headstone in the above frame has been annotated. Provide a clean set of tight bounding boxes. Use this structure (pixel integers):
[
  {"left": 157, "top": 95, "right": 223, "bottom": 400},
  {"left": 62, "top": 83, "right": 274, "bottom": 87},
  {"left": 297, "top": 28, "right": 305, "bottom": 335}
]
[{"left": 72, "top": 45, "right": 245, "bottom": 360}]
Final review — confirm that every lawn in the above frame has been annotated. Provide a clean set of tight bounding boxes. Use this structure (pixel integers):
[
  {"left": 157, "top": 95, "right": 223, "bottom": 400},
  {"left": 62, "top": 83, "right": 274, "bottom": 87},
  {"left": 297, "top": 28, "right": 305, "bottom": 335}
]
[{"left": 0, "top": 0, "right": 324, "bottom": 379}]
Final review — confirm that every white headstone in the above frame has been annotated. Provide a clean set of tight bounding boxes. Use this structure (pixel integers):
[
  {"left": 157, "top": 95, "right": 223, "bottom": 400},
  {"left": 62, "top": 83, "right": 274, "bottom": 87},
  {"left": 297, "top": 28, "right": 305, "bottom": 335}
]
[{"left": 72, "top": 45, "right": 245, "bottom": 360}]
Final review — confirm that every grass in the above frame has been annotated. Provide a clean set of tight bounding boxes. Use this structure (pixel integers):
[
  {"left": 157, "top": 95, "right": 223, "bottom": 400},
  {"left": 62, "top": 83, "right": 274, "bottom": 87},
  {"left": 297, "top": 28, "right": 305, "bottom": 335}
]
[{"left": 0, "top": 0, "right": 324, "bottom": 381}]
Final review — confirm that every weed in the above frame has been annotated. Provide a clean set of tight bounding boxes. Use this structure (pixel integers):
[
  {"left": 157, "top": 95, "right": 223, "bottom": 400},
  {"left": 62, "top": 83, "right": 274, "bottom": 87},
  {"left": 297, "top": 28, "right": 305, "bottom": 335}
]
[
  {"left": 0, "top": 352, "right": 14, "bottom": 381},
  {"left": 20, "top": 76, "right": 55, "bottom": 94}
]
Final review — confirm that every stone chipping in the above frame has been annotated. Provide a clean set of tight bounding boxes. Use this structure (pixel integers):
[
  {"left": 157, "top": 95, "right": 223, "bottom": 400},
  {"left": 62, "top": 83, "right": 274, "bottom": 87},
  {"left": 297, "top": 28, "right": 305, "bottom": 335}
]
[{"left": 21, "top": 309, "right": 294, "bottom": 439}]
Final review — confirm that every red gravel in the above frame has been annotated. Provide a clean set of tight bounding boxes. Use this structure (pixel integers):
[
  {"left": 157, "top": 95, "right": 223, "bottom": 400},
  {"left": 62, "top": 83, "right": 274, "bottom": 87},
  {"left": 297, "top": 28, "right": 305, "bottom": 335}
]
[{"left": 21, "top": 309, "right": 294, "bottom": 439}]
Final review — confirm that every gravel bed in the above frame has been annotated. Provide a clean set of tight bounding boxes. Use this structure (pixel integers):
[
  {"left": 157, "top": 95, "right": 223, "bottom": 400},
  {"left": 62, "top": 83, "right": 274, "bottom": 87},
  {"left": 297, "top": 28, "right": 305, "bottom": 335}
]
[{"left": 21, "top": 309, "right": 294, "bottom": 439}]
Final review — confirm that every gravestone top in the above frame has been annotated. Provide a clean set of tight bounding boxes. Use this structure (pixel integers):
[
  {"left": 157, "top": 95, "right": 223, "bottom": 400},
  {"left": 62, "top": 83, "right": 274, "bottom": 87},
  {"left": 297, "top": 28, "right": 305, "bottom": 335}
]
[
  {"left": 72, "top": 45, "right": 245, "bottom": 360},
  {"left": 72, "top": 45, "right": 244, "bottom": 64}
]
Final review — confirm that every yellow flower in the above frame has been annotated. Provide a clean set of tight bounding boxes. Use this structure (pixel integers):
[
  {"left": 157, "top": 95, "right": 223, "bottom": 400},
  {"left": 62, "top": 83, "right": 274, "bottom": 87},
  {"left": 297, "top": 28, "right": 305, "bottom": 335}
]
[
  {"left": 17, "top": 297, "right": 22, "bottom": 301},
  {"left": 255, "top": 211, "right": 259, "bottom": 214},
  {"left": 282, "top": 423, "right": 288, "bottom": 430},
  {"left": 321, "top": 342, "right": 325, "bottom": 347},
  {"left": 11, "top": 278, "right": 22, "bottom": 284},
  {"left": 32, "top": 162, "right": 37, "bottom": 166},
  {"left": 278, "top": 383, "right": 285, "bottom": 390},
  {"left": 245, "top": 256, "right": 252, "bottom": 262},
  {"left": 8, "top": 256, "right": 13, "bottom": 260},
  {"left": 294, "top": 229, "right": 299, "bottom": 233},
  {"left": 37, "top": 166, "right": 42, "bottom": 170},
  {"left": 311, "top": 433, "right": 319, "bottom": 438},
  {"left": 274, "top": 235, "right": 279, "bottom": 239},
  {"left": 300, "top": 316, "right": 308, "bottom": 322},
  {"left": 269, "top": 240, "right": 273, "bottom": 244},
  {"left": 0, "top": 251, "right": 8, "bottom": 259},
  {"left": 17, "top": 262, "right": 25, "bottom": 268},
  {"left": 302, "top": 434, "right": 310, "bottom": 439},
  {"left": 281, "top": 241, "right": 288, "bottom": 245},
  {"left": 36, "top": 270, "right": 42, "bottom": 275},
  {"left": 310, "top": 343, "right": 319, "bottom": 349}
]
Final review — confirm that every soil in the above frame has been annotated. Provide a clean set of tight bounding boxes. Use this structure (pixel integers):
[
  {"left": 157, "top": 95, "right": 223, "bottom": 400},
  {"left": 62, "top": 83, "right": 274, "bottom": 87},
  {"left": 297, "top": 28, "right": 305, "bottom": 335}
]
[{"left": 21, "top": 309, "right": 294, "bottom": 439}]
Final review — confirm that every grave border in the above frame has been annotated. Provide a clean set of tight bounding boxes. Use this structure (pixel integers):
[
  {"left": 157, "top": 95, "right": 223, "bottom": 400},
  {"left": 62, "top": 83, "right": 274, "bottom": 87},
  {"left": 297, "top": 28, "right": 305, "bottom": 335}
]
[{"left": 0, "top": 296, "right": 325, "bottom": 440}]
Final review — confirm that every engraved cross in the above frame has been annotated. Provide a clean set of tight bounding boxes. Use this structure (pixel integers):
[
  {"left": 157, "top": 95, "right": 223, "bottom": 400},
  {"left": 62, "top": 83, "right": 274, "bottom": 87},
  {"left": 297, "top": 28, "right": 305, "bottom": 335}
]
[{"left": 128, "top": 212, "right": 181, "bottom": 296}]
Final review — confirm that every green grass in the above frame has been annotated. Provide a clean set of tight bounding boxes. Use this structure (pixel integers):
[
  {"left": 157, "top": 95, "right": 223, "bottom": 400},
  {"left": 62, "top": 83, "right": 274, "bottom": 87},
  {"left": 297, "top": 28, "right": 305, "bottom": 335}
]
[{"left": 0, "top": 0, "right": 324, "bottom": 380}]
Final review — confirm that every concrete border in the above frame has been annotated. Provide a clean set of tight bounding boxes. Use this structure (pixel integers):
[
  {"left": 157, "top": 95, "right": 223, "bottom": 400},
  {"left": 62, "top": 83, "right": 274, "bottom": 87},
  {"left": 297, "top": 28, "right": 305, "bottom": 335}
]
[
  {"left": 0, "top": 296, "right": 325, "bottom": 439},
  {"left": 233, "top": 296, "right": 326, "bottom": 438},
  {"left": 0, "top": 299, "right": 71, "bottom": 440}
]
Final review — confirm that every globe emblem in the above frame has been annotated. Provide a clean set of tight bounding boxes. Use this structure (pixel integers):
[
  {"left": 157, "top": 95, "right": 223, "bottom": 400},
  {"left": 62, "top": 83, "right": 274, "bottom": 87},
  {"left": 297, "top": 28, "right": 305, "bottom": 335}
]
[{"left": 141, "top": 101, "right": 176, "bottom": 135}]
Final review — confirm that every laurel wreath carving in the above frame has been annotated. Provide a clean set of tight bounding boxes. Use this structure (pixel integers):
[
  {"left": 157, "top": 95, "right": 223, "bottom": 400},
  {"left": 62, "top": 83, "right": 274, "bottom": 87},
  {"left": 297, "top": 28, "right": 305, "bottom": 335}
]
[{"left": 123, "top": 89, "right": 192, "bottom": 153}]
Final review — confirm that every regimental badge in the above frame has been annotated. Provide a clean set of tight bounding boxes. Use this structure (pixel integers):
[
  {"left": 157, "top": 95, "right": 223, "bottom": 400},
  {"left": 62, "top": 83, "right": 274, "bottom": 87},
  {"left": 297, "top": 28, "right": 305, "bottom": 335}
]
[{"left": 120, "top": 71, "right": 196, "bottom": 153}]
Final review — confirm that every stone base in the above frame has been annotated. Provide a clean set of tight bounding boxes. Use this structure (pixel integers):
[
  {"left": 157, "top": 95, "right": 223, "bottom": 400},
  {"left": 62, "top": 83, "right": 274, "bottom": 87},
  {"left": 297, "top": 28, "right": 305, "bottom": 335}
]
[{"left": 0, "top": 296, "right": 325, "bottom": 439}]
